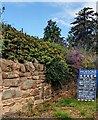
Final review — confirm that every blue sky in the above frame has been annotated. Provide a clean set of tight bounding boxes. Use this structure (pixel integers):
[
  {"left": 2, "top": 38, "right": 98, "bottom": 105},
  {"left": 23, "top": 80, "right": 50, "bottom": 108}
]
[{"left": 2, "top": 2, "right": 96, "bottom": 38}]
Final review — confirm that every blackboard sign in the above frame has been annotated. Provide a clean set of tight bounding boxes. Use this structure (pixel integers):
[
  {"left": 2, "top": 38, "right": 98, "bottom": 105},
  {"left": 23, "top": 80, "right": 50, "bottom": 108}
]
[{"left": 77, "top": 69, "right": 97, "bottom": 101}]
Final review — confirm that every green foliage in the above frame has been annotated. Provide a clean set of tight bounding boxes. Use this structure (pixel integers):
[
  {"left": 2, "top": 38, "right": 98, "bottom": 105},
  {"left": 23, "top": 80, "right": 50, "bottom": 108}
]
[
  {"left": 2, "top": 23, "right": 67, "bottom": 64},
  {"left": 81, "top": 53, "right": 96, "bottom": 69},
  {"left": 66, "top": 33, "right": 74, "bottom": 47},
  {"left": 57, "top": 98, "right": 96, "bottom": 108},
  {"left": 96, "top": 98, "right": 98, "bottom": 111},
  {"left": 2, "top": 23, "right": 70, "bottom": 87},
  {"left": 1, "top": 23, "right": 96, "bottom": 88},
  {"left": 27, "top": 102, "right": 33, "bottom": 115},
  {"left": 69, "top": 7, "right": 97, "bottom": 51},
  {"left": 65, "top": 48, "right": 96, "bottom": 76},
  {"left": 79, "top": 109, "right": 86, "bottom": 116},
  {"left": 46, "top": 57, "right": 69, "bottom": 87},
  {"left": 43, "top": 20, "right": 64, "bottom": 45},
  {"left": 57, "top": 98, "right": 76, "bottom": 107},
  {"left": 53, "top": 108, "right": 72, "bottom": 119}
]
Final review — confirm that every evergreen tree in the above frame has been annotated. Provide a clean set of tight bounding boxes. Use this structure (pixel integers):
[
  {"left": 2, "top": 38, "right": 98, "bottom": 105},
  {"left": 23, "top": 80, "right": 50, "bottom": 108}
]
[
  {"left": 69, "top": 7, "right": 97, "bottom": 51},
  {"left": 43, "top": 20, "right": 64, "bottom": 44},
  {"left": 66, "top": 32, "right": 74, "bottom": 47}
]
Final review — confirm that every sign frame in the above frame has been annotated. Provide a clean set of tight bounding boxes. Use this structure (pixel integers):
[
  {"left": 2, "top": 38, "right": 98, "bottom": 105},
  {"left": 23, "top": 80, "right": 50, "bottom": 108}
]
[{"left": 77, "top": 69, "right": 97, "bottom": 101}]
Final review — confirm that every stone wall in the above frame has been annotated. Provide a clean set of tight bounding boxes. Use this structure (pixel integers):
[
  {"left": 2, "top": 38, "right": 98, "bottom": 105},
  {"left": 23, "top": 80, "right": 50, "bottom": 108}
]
[{"left": 0, "top": 59, "right": 52, "bottom": 116}]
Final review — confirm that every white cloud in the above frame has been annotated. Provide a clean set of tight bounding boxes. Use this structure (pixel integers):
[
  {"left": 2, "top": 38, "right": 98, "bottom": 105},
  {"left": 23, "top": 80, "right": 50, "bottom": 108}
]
[
  {"left": 51, "top": 1, "right": 97, "bottom": 27},
  {"left": 52, "top": 17, "right": 72, "bottom": 27},
  {"left": 1, "top": 1, "right": 97, "bottom": 27}
]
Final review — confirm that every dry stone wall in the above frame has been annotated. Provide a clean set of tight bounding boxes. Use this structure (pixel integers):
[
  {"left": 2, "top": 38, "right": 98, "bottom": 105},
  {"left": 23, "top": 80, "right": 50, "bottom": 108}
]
[{"left": 0, "top": 59, "right": 52, "bottom": 115}]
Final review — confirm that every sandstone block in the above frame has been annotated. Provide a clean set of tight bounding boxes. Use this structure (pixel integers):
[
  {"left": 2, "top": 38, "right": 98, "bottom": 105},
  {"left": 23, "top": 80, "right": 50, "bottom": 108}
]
[
  {"left": 3, "top": 67, "right": 12, "bottom": 72},
  {"left": 15, "top": 90, "right": 21, "bottom": 98},
  {"left": 2, "top": 71, "right": 19, "bottom": 79},
  {"left": 31, "top": 88, "right": 39, "bottom": 96},
  {"left": 24, "top": 61, "right": 35, "bottom": 72},
  {"left": 2, "top": 90, "right": 15, "bottom": 100},
  {"left": 3, "top": 78, "right": 20, "bottom": 87},
  {"left": 25, "top": 97, "right": 34, "bottom": 103},
  {"left": 22, "top": 92, "right": 31, "bottom": 98},
  {"left": 44, "top": 90, "right": 51, "bottom": 99},
  {"left": 39, "top": 87, "right": 44, "bottom": 99},
  {"left": 34, "top": 99, "right": 43, "bottom": 105},
  {"left": 0, "top": 80, "right": 2, "bottom": 86},
  {"left": 1, "top": 59, "right": 13, "bottom": 72},
  {"left": 0, "top": 67, "right": 2, "bottom": 73},
  {"left": 39, "top": 72, "right": 45, "bottom": 75},
  {"left": 32, "top": 76, "right": 39, "bottom": 80},
  {"left": 2, "top": 99, "right": 14, "bottom": 106},
  {"left": 0, "top": 73, "right": 2, "bottom": 81},
  {"left": 29, "top": 62, "right": 35, "bottom": 71},
  {"left": 33, "top": 63, "right": 39, "bottom": 71},
  {"left": 3, "top": 101, "right": 15, "bottom": 107},
  {"left": 38, "top": 64, "right": 44, "bottom": 71},
  {"left": 19, "top": 72, "right": 31, "bottom": 77},
  {"left": 44, "top": 87, "right": 52, "bottom": 98},
  {"left": 36, "top": 80, "right": 44, "bottom": 84},
  {"left": 12, "top": 61, "right": 20, "bottom": 71},
  {"left": 9, "top": 102, "right": 22, "bottom": 113},
  {"left": 20, "top": 77, "right": 28, "bottom": 81},
  {"left": 21, "top": 80, "right": 36, "bottom": 90},
  {"left": 2, "top": 106, "right": 9, "bottom": 114},
  {"left": 34, "top": 95, "right": 40, "bottom": 100},
  {"left": 39, "top": 75, "right": 45, "bottom": 80},
  {"left": 20, "top": 64, "right": 26, "bottom": 72},
  {"left": 32, "top": 71, "right": 39, "bottom": 76},
  {"left": 2, "top": 89, "right": 21, "bottom": 100}
]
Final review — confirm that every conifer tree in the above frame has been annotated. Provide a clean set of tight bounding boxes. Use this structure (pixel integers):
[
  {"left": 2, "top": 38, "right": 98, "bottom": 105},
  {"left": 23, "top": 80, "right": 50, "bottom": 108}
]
[
  {"left": 43, "top": 20, "right": 64, "bottom": 44},
  {"left": 69, "top": 7, "right": 97, "bottom": 51}
]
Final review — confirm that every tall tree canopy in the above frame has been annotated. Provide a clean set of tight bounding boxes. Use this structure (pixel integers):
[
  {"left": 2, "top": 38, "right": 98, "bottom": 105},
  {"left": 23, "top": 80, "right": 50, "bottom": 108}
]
[
  {"left": 68, "top": 7, "right": 97, "bottom": 51},
  {"left": 43, "top": 20, "right": 64, "bottom": 44}
]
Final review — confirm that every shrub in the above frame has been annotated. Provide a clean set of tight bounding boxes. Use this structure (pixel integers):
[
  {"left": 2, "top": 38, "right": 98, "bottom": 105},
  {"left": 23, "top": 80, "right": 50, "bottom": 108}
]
[
  {"left": 66, "top": 48, "right": 96, "bottom": 74},
  {"left": 81, "top": 54, "right": 96, "bottom": 69},
  {"left": 66, "top": 48, "right": 84, "bottom": 73},
  {"left": 46, "top": 57, "right": 69, "bottom": 88},
  {"left": 2, "top": 24, "right": 67, "bottom": 64}
]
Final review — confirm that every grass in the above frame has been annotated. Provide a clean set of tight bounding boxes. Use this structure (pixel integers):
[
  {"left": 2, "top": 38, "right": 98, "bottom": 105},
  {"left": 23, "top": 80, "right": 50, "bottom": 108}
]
[
  {"left": 79, "top": 109, "right": 86, "bottom": 116},
  {"left": 12, "top": 97, "right": 96, "bottom": 118},
  {"left": 96, "top": 98, "right": 98, "bottom": 111},
  {"left": 57, "top": 98, "right": 78, "bottom": 107},
  {"left": 57, "top": 98, "right": 96, "bottom": 108},
  {"left": 57, "top": 98, "right": 96, "bottom": 118},
  {"left": 53, "top": 108, "right": 72, "bottom": 119}
]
